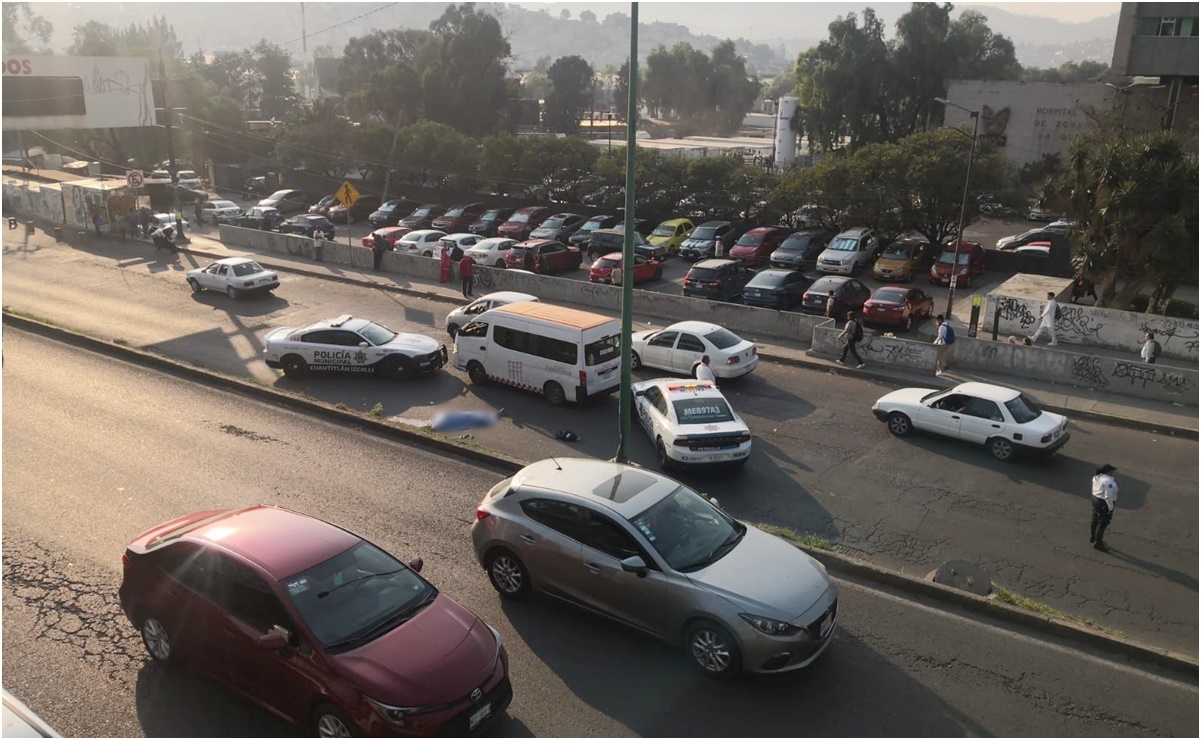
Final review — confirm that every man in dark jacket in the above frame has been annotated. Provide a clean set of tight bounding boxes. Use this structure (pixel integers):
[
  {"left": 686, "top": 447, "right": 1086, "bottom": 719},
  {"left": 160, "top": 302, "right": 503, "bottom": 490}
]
[
  {"left": 372, "top": 232, "right": 388, "bottom": 271},
  {"left": 458, "top": 254, "right": 475, "bottom": 298}
]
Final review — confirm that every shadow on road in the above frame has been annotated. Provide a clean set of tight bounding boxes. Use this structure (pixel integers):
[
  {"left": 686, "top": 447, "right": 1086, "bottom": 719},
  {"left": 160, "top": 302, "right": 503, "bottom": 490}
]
[
  {"left": 1107, "top": 547, "right": 1199, "bottom": 593},
  {"left": 135, "top": 663, "right": 293, "bottom": 737}
]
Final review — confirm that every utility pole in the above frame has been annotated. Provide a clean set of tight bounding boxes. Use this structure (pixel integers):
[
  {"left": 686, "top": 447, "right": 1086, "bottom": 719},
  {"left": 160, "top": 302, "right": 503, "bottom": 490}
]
[
  {"left": 381, "top": 107, "right": 405, "bottom": 202},
  {"left": 158, "top": 50, "right": 180, "bottom": 235},
  {"left": 616, "top": 2, "right": 639, "bottom": 464},
  {"left": 935, "top": 96, "right": 979, "bottom": 321}
]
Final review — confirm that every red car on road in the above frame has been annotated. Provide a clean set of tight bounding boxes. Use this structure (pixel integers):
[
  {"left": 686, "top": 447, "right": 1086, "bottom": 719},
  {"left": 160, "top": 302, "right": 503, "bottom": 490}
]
[
  {"left": 496, "top": 207, "right": 552, "bottom": 240},
  {"left": 862, "top": 286, "right": 935, "bottom": 332},
  {"left": 504, "top": 239, "right": 582, "bottom": 274},
  {"left": 929, "top": 241, "right": 986, "bottom": 287},
  {"left": 588, "top": 252, "right": 663, "bottom": 284},
  {"left": 119, "top": 506, "right": 511, "bottom": 737},
  {"left": 360, "top": 226, "right": 412, "bottom": 248},
  {"left": 727, "top": 226, "right": 790, "bottom": 266}
]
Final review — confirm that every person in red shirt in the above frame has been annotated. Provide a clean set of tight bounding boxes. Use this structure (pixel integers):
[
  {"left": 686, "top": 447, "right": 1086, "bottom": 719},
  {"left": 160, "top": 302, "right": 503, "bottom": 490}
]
[{"left": 458, "top": 254, "right": 475, "bottom": 298}]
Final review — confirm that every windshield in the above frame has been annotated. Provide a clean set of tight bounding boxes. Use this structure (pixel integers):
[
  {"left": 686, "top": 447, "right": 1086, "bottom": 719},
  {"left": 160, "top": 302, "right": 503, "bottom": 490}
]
[
  {"left": 690, "top": 226, "right": 719, "bottom": 240},
  {"left": 938, "top": 251, "right": 973, "bottom": 265},
  {"left": 736, "top": 233, "right": 763, "bottom": 247},
  {"left": 480, "top": 209, "right": 505, "bottom": 221},
  {"left": 748, "top": 273, "right": 786, "bottom": 288},
  {"left": 595, "top": 257, "right": 620, "bottom": 268},
  {"left": 411, "top": 207, "right": 433, "bottom": 217},
  {"left": 1005, "top": 394, "right": 1043, "bottom": 424},
  {"left": 283, "top": 541, "right": 434, "bottom": 650},
  {"left": 673, "top": 398, "right": 735, "bottom": 424},
  {"left": 827, "top": 236, "right": 859, "bottom": 252},
  {"left": 380, "top": 201, "right": 401, "bottom": 212},
  {"left": 541, "top": 216, "right": 567, "bottom": 229},
  {"left": 629, "top": 486, "right": 744, "bottom": 571},
  {"left": 360, "top": 322, "right": 398, "bottom": 345},
  {"left": 581, "top": 218, "right": 607, "bottom": 230},
  {"left": 778, "top": 236, "right": 811, "bottom": 251},
  {"left": 230, "top": 261, "right": 265, "bottom": 277},
  {"left": 652, "top": 225, "right": 676, "bottom": 237},
  {"left": 585, "top": 334, "right": 619, "bottom": 366},
  {"left": 509, "top": 212, "right": 532, "bottom": 223},
  {"left": 705, "top": 328, "right": 742, "bottom": 349},
  {"left": 266, "top": 190, "right": 289, "bottom": 201},
  {"left": 444, "top": 206, "right": 467, "bottom": 218},
  {"left": 881, "top": 244, "right": 913, "bottom": 259}
]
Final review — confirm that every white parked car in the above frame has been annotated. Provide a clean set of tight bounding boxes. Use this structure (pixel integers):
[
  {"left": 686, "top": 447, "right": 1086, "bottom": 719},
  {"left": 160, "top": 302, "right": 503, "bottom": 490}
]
[
  {"left": 186, "top": 257, "right": 279, "bottom": 298},
  {"left": 3, "top": 689, "right": 59, "bottom": 738},
  {"left": 437, "top": 232, "right": 482, "bottom": 258},
  {"left": 816, "top": 227, "right": 879, "bottom": 275},
  {"left": 200, "top": 199, "right": 242, "bottom": 224},
  {"left": 872, "top": 381, "right": 1070, "bottom": 462},
  {"left": 150, "top": 213, "right": 189, "bottom": 230},
  {"left": 397, "top": 229, "right": 448, "bottom": 256},
  {"left": 175, "top": 169, "right": 202, "bottom": 189},
  {"left": 143, "top": 169, "right": 171, "bottom": 185},
  {"left": 465, "top": 237, "right": 518, "bottom": 268},
  {"left": 633, "top": 378, "right": 751, "bottom": 469},
  {"left": 263, "top": 314, "right": 447, "bottom": 380},
  {"left": 631, "top": 321, "right": 759, "bottom": 379},
  {"left": 1027, "top": 203, "right": 1058, "bottom": 222},
  {"left": 1045, "top": 219, "right": 1076, "bottom": 233},
  {"left": 444, "top": 291, "right": 538, "bottom": 338}
]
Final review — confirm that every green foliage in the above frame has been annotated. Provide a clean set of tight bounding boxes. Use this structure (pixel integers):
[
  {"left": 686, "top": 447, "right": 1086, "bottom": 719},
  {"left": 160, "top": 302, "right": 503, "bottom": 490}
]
[
  {"left": 274, "top": 101, "right": 353, "bottom": 178},
  {"left": 1021, "top": 60, "right": 1109, "bottom": 84},
  {"left": 642, "top": 41, "right": 760, "bottom": 135},
  {"left": 545, "top": 55, "right": 596, "bottom": 133},
  {"left": 751, "top": 523, "right": 834, "bottom": 551},
  {"left": 421, "top": 3, "right": 512, "bottom": 137},
  {"left": 477, "top": 134, "right": 598, "bottom": 194},
  {"left": 394, "top": 120, "right": 478, "bottom": 187}
]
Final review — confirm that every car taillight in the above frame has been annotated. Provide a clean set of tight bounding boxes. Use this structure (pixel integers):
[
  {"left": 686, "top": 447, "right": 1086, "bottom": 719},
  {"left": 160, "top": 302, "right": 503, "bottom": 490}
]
[
  {"left": 734, "top": 433, "right": 751, "bottom": 444},
  {"left": 476, "top": 508, "right": 491, "bottom": 520},
  {"left": 673, "top": 437, "right": 694, "bottom": 447},
  {"left": 802, "top": 293, "right": 810, "bottom": 301},
  {"left": 579, "top": 369, "right": 587, "bottom": 392},
  {"left": 727, "top": 355, "right": 740, "bottom": 364},
  {"left": 121, "top": 553, "right": 129, "bottom": 568},
  {"left": 711, "top": 280, "right": 721, "bottom": 286}
]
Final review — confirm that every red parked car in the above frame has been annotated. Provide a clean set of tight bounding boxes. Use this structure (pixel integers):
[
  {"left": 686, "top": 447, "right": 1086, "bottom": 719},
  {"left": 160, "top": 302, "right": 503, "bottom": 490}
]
[
  {"left": 929, "top": 241, "right": 986, "bottom": 287},
  {"left": 431, "top": 203, "right": 487, "bottom": 232},
  {"left": 862, "top": 286, "right": 935, "bottom": 332},
  {"left": 727, "top": 226, "right": 790, "bottom": 266},
  {"left": 504, "top": 239, "right": 582, "bottom": 274},
  {"left": 496, "top": 206, "right": 551, "bottom": 240},
  {"left": 360, "top": 226, "right": 412, "bottom": 248},
  {"left": 118, "top": 506, "right": 511, "bottom": 737},
  {"left": 588, "top": 252, "right": 663, "bottom": 284}
]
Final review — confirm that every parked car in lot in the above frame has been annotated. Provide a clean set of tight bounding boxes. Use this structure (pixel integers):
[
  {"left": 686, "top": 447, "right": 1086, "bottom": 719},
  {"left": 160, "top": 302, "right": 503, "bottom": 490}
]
[
  {"left": 175, "top": 169, "right": 202, "bottom": 189},
  {"left": 741, "top": 269, "right": 813, "bottom": 310},
  {"left": 1027, "top": 202, "right": 1059, "bottom": 222},
  {"left": 504, "top": 239, "right": 582, "bottom": 274},
  {"left": 144, "top": 169, "right": 171, "bottom": 185},
  {"left": 150, "top": 213, "right": 191, "bottom": 230},
  {"left": 767, "top": 230, "right": 832, "bottom": 269},
  {"left": 1013, "top": 244, "right": 1051, "bottom": 257},
  {"left": 633, "top": 378, "right": 752, "bottom": 469},
  {"left": 588, "top": 252, "right": 663, "bottom": 284},
  {"left": 799, "top": 276, "right": 872, "bottom": 316},
  {"left": 186, "top": 257, "right": 279, "bottom": 298},
  {"left": 872, "top": 237, "right": 931, "bottom": 281},
  {"left": 400, "top": 204, "right": 448, "bottom": 230},
  {"left": 445, "top": 291, "right": 538, "bottom": 337},
  {"left": 468, "top": 207, "right": 517, "bottom": 237},
  {"left": 327, "top": 194, "right": 382, "bottom": 224},
  {"left": 279, "top": 214, "right": 336, "bottom": 240},
  {"left": 1045, "top": 219, "right": 1076, "bottom": 233},
  {"left": 617, "top": 218, "right": 654, "bottom": 237},
  {"left": 471, "top": 458, "right": 837, "bottom": 676},
  {"left": 360, "top": 226, "right": 412, "bottom": 249},
  {"left": 585, "top": 228, "right": 654, "bottom": 262},
  {"left": 632, "top": 321, "right": 759, "bottom": 379},
  {"left": 497, "top": 207, "right": 552, "bottom": 240},
  {"left": 464, "top": 237, "right": 519, "bottom": 268},
  {"left": 646, "top": 218, "right": 696, "bottom": 255},
  {"left": 199, "top": 199, "right": 242, "bottom": 225},
  {"left": 816, "top": 227, "right": 880, "bottom": 274},
  {"left": 438, "top": 233, "right": 483, "bottom": 258},
  {"left": 996, "top": 228, "right": 1070, "bottom": 251},
  {"left": 368, "top": 199, "right": 417, "bottom": 229},
  {"left": 309, "top": 194, "right": 338, "bottom": 217},
  {"left": 929, "top": 241, "right": 986, "bottom": 287},
  {"left": 728, "top": 226, "right": 789, "bottom": 267},
  {"left": 432, "top": 202, "right": 487, "bottom": 232},
  {"left": 873, "top": 381, "right": 1070, "bottom": 462},
  {"left": 257, "top": 189, "right": 310, "bottom": 215},
  {"left": 680, "top": 220, "right": 739, "bottom": 261},
  {"left": 120, "top": 505, "right": 510, "bottom": 737},
  {"left": 530, "top": 212, "right": 587, "bottom": 242},
  {"left": 682, "top": 259, "right": 755, "bottom": 302},
  {"left": 862, "top": 286, "right": 934, "bottom": 332},
  {"left": 396, "top": 229, "right": 448, "bottom": 256},
  {"left": 568, "top": 214, "right": 620, "bottom": 247},
  {"left": 263, "top": 314, "right": 446, "bottom": 379},
  {"left": 236, "top": 206, "right": 284, "bottom": 231}
]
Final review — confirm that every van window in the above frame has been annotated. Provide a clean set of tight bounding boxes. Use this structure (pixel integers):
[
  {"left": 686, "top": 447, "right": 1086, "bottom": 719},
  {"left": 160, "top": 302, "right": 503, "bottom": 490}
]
[
  {"left": 460, "top": 321, "right": 488, "bottom": 338},
  {"left": 495, "top": 326, "right": 578, "bottom": 364},
  {"left": 585, "top": 335, "right": 620, "bottom": 366}
]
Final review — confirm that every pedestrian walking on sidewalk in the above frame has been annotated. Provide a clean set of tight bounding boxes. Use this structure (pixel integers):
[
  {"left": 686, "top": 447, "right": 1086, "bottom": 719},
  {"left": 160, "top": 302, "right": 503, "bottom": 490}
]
[
  {"left": 372, "top": 232, "right": 387, "bottom": 272},
  {"left": 695, "top": 355, "right": 717, "bottom": 383},
  {"left": 836, "top": 311, "right": 865, "bottom": 368},
  {"left": 458, "top": 254, "right": 475, "bottom": 298},
  {"left": 933, "top": 315, "right": 955, "bottom": 376},
  {"left": 1028, "top": 291, "right": 1059, "bottom": 346},
  {"left": 1140, "top": 331, "right": 1161, "bottom": 365},
  {"left": 1090, "top": 463, "right": 1118, "bottom": 552},
  {"left": 824, "top": 290, "right": 836, "bottom": 319}
]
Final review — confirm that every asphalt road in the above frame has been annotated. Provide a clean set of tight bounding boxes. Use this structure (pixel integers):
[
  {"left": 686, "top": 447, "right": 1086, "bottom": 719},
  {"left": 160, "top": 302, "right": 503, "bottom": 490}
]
[
  {"left": 3, "top": 235, "right": 1198, "bottom": 655},
  {"left": 3, "top": 330, "right": 1196, "bottom": 738}
]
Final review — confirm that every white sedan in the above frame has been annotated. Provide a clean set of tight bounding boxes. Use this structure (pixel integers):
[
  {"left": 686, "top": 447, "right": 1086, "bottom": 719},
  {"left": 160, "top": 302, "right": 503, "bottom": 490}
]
[
  {"left": 445, "top": 291, "right": 538, "bottom": 337},
  {"left": 464, "top": 237, "right": 518, "bottom": 268},
  {"left": 263, "top": 314, "right": 447, "bottom": 380},
  {"left": 150, "top": 213, "right": 190, "bottom": 230},
  {"left": 437, "top": 232, "right": 482, "bottom": 257},
  {"left": 186, "top": 257, "right": 279, "bottom": 298},
  {"left": 631, "top": 321, "right": 759, "bottom": 378},
  {"left": 633, "top": 378, "right": 751, "bottom": 469},
  {"left": 872, "top": 381, "right": 1070, "bottom": 462},
  {"left": 200, "top": 199, "right": 242, "bottom": 224},
  {"left": 396, "top": 229, "right": 447, "bottom": 256}
]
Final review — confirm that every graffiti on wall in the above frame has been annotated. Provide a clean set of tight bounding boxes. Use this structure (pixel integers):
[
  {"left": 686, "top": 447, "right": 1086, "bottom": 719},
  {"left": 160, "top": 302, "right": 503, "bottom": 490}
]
[
  {"left": 1055, "top": 304, "right": 1103, "bottom": 337},
  {"left": 861, "top": 336, "right": 926, "bottom": 363},
  {"left": 1112, "top": 362, "right": 1191, "bottom": 395},
  {"left": 995, "top": 296, "right": 1038, "bottom": 328},
  {"left": 1139, "top": 318, "right": 1200, "bottom": 353},
  {"left": 1070, "top": 355, "right": 1109, "bottom": 387}
]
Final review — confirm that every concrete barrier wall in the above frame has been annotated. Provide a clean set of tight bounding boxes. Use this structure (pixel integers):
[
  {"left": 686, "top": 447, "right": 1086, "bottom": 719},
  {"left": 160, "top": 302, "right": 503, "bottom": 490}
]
[
  {"left": 3, "top": 178, "right": 66, "bottom": 224},
  {"left": 984, "top": 293, "right": 1199, "bottom": 362},
  {"left": 812, "top": 324, "right": 937, "bottom": 372}
]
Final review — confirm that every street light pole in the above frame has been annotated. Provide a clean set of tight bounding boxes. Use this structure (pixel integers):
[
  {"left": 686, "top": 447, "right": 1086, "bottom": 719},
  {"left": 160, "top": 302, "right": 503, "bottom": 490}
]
[
  {"left": 935, "top": 96, "right": 979, "bottom": 321},
  {"left": 616, "top": 2, "right": 639, "bottom": 464}
]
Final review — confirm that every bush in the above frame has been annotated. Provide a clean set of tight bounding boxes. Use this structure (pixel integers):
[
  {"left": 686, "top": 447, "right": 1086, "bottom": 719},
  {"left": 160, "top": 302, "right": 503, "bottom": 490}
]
[{"left": 1128, "top": 295, "right": 1199, "bottom": 319}]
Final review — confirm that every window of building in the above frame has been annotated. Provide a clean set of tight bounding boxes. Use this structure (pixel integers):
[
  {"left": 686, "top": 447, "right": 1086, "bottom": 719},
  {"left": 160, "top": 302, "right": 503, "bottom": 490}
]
[
  {"left": 1158, "top": 17, "right": 1178, "bottom": 36},
  {"left": 1135, "top": 16, "right": 1159, "bottom": 35}
]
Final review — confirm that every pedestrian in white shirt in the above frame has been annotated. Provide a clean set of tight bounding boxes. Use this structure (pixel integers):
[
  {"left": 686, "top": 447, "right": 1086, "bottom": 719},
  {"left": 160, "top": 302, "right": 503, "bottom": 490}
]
[
  {"left": 609, "top": 266, "right": 623, "bottom": 287},
  {"left": 1028, "top": 291, "right": 1059, "bottom": 346},
  {"left": 932, "top": 314, "right": 955, "bottom": 376},
  {"left": 695, "top": 355, "right": 717, "bottom": 384},
  {"left": 1140, "top": 331, "right": 1161, "bottom": 364},
  {"left": 1090, "top": 463, "right": 1118, "bottom": 552}
]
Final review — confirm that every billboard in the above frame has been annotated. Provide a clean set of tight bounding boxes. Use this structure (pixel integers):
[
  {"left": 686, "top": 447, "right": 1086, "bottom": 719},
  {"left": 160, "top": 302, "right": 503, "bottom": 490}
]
[{"left": 2, "top": 56, "right": 157, "bottom": 131}]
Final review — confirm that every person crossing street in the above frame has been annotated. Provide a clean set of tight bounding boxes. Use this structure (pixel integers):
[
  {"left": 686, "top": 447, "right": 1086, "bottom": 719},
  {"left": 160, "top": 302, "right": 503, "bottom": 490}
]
[{"left": 1090, "top": 463, "right": 1118, "bottom": 552}]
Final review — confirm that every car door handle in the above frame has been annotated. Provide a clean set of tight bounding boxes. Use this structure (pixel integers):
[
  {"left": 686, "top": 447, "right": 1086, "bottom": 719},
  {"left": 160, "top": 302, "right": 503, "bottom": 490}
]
[
  {"left": 519, "top": 534, "right": 537, "bottom": 544},
  {"left": 951, "top": 415, "right": 960, "bottom": 420},
  {"left": 478, "top": 346, "right": 486, "bottom": 350},
  {"left": 991, "top": 424, "right": 1001, "bottom": 428},
  {"left": 584, "top": 563, "right": 602, "bottom": 574}
]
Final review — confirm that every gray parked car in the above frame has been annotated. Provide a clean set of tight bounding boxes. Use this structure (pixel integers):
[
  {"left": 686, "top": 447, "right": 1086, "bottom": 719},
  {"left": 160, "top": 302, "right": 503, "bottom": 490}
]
[{"left": 471, "top": 458, "right": 839, "bottom": 678}]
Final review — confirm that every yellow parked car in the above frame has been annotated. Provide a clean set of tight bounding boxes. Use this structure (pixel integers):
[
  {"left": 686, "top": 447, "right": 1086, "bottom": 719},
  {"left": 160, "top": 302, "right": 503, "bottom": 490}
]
[
  {"left": 872, "top": 237, "right": 931, "bottom": 282},
  {"left": 647, "top": 218, "right": 695, "bottom": 254}
]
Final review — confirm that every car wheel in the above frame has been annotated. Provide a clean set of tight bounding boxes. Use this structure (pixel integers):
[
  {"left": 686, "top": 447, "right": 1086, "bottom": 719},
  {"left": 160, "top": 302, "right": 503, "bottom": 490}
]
[
  {"left": 544, "top": 381, "right": 567, "bottom": 406},
  {"left": 684, "top": 620, "right": 741, "bottom": 679},
  {"left": 140, "top": 613, "right": 177, "bottom": 664},
  {"left": 281, "top": 355, "right": 310, "bottom": 379},
  {"left": 467, "top": 361, "right": 489, "bottom": 385},
  {"left": 495, "top": 259, "right": 506, "bottom": 268},
  {"left": 988, "top": 437, "right": 1015, "bottom": 462},
  {"left": 631, "top": 351, "right": 642, "bottom": 370},
  {"left": 313, "top": 703, "right": 354, "bottom": 738},
  {"left": 486, "top": 548, "right": 531, "bottom": 599},
  {"left": 187, "top": 278, "right": 201, "bottom": 293},
  {"left": 903, "top": 315, "right": 913, "bottom": 332},
  {"left": 653, "top": 268, "right": 663, "bottom": 281},
  {"left": 656, "top": 438, "right": 673, "bottom": 470},
  {"left": 226, "top": 286, "right": 238, "bottom": 299},
  {"left": 887, "top": 412, "right": 912, "bottom": 437},
  {"left": 447, "top": 324, "right": 460, "bottom": 339},
  {"left": 422, "top": 251, "right": 433, "bottom": 258},
  {"left": 390, "top": 357, "right": 413, "bottom": 381}
]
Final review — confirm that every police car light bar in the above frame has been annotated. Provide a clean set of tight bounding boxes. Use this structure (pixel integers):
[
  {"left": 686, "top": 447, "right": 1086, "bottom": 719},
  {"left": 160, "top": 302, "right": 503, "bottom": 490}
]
[
  {"left": 666, "top": 382, "right": 715, "bottom": 391},
  {"left": 328, "top": 315, "right": 354, "bottom": 327}
]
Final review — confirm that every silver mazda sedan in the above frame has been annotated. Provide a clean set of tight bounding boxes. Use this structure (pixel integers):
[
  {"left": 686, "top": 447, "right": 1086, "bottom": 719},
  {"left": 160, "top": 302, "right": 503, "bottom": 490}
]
[{"left": 471, "top": 458, "right": 838, "bottom": 677}]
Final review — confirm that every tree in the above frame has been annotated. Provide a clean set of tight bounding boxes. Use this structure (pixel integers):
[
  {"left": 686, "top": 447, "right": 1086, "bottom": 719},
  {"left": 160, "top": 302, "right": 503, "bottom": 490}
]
[
  {"left": 642, "top": 41, "right": 759, "bottom": 135},
  {"left": 274, "top": 100, "right": 354, "bottom": 178},
  {"left": 253, "top": 40, "right": 299, "bottom": 120},
  {"left": 545, "top": 55, "right": 595, "bottom": 133},
  {"left": 580, "top": 10, "right": 597, "bottom": 24},
  {"left": 521, "top": 55, "right": 553, "bottom": 101},
  {"left": 2, "top": 2, "right": 52, "bottom": 53},
  {"left": 339, "top": 29, "right": 432, "bottom": 95},
  {"left": 394, "top": 120, "right": 478, "bottom": 187},
  {"left": 67, "top": 20, "right": 120, "bottom": 56},
  {"left": 421, "top": 3, "right": 513, "bottom": 137},
  {"left": 613, "top": 61, "right": 630, "bottom": 121},
  {"left": 709, "top": 40, "right": 761, "bottom": 135},
  {"left": 1022, "top": 60, "right": 1109, "bottom": 84}
]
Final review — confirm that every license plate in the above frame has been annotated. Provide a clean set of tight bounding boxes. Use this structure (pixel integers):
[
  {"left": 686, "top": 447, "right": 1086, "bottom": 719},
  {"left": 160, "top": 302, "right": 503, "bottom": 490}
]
[
  {"left": 469, "top": 703, "right": 491, "bottom": 730},
  {"left": 708, "top": 454, "right": 726, "bottom": 461},
  {"left": 874, "top": 307, "right": 886, "bottom": 312}
]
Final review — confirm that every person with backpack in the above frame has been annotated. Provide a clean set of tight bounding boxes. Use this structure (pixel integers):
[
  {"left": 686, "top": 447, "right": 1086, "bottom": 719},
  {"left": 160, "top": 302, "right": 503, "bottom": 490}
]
[
  {"left": 836, "top": 311, "right": 865, "bottom": 369},
  {"left": 1140, "top": 331, "right": 1162, "bottom": 365},
  {"left": 933, "top": 314, "right": 956, "bottom": 377},
  {"left": 1027, "top": 291, "right": 1059, "bottom": 346}
]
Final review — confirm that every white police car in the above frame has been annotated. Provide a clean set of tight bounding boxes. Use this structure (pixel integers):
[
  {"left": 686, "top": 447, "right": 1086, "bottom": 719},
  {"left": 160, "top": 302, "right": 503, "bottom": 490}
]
[
  {"left": 263, "top": 315, "right": 447, "bottom": 380},
  {"left": 633, "top": 378, "right": 752, "bottom": 469}
]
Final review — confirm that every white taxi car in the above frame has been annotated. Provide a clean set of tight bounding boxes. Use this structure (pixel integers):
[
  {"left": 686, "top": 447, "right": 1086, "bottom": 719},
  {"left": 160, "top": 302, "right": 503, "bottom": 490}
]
[
  {"left": 872, "top": 381, "right": 1069, "bottom": 462},
  {"left": 633, "top": 378, "right": 751, "bottom": 469},
  {"left": 444, "top": 291, "right": 538, "bottom": 338},
  {"left": 263, "top": 314, "right": 447, "bottom": 380},
  {"left": 630, "top": 321, "right": 759, "bottom": 379},
  {"left": 186, "top": 257, "right": 279, "bottom": 298}
]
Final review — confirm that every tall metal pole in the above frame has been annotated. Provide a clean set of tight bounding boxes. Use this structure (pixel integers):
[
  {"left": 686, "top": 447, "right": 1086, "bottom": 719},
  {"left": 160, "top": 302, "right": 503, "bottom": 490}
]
[
  {"left": 159, "top": 50, "right": 179, "bottom": 233},
  {"left": 616, "top": 2, "right": 639, "bottom": 464},
  {"left": 381, "top": 107, "right": 405, "bottom": 202},
  {"left": 946, "top": 109, "right": 978, "bottom": 320}
]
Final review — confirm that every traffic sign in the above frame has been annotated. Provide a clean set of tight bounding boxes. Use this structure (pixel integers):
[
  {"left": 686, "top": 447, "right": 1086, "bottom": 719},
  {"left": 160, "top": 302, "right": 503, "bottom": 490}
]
[
  {"left": 126, "top": 170, "right": 144, "bottom": 188},
  {"left": 336, "top": 180, "right": 360, "bottom": 209}
]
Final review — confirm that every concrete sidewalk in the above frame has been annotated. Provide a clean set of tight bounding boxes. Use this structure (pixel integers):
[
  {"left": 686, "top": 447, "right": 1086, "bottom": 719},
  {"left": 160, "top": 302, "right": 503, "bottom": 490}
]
[{"left": 65, "top": 225, "right": 1201, "bottom": 437}]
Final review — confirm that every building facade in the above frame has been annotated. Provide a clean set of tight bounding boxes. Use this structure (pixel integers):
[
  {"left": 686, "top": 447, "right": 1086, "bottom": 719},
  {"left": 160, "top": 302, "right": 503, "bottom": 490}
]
[{"left": 1110, "top": 2, "right": 1198, "bottom": 133}]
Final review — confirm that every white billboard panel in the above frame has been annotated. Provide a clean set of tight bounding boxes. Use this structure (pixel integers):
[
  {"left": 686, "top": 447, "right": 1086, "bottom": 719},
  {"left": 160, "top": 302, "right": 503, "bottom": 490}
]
[{"left": 2, "top": 56, "right": 158, "bottom": 131}]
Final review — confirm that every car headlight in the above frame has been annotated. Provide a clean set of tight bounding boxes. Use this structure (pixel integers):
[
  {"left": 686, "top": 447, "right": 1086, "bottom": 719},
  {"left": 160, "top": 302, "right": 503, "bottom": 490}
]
[
  {"left": 366, "top": 697, "right": 428, "bottom": 726},
  {"left": 956, "top": 267, "right": 968, "bottom": 276},
  {"left": 739, "top": 613, "right": 801, "bottom": 636}
]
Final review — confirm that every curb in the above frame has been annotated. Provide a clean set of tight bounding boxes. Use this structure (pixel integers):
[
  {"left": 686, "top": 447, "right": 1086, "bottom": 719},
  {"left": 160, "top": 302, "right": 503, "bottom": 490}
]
[{"left": 6, "top": 310, "right": 1196, "bottom": 680}]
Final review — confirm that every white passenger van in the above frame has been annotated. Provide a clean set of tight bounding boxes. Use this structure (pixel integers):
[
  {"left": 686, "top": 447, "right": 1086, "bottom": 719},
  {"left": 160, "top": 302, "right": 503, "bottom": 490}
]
[{"left": 453, "top": 302, "right": 621, "bottom": 405}]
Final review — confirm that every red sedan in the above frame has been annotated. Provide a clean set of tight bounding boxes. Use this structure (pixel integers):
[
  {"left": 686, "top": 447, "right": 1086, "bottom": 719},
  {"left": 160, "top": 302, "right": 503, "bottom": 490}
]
[
  {"left": 727, "top": 226, "right": 790, "bottom": 266},
  {"left": 503, "top": 239, "right": 582, "bottom": 274},
  {"left": 863, "top": 286, "right": 935, "bottom": 332},
  {"left": 928, "top": 241, "right": 986, "bottom": 287},
  {"left": 361, "top": 226, "right": 412, "bottom": 249},
  {"left": 588, "top": 252, "right": 663, "bottom": 284},
  {"left": 119, "top": 505, "right": 511, "bottom": 737}
]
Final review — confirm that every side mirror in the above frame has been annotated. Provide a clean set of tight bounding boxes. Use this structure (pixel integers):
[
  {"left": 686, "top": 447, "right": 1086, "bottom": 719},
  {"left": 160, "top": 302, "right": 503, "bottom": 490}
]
[
  {"left": 359, "top": 342, "right": 370, "bottom": 348},
  {"left": 708, "top": 496, "right": 722, "bottom": 510},
  {"left": 255, "top": 632, "right": 286, "bottom": 651},
  {"left": 620, "top": 556, "right": 648, "bottom": 578},
  {"left": 634, "top": 390, "right": 645, "bottom": 397},
  {"left": 407, "top": 557, "right": 424, "bottom": 573}
]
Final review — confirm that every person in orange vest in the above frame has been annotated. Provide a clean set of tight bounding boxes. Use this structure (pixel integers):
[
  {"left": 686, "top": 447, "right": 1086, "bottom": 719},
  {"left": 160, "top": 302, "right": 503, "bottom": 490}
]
[{"left": 458, "top": 254, "right": 475, "bottom": 298}]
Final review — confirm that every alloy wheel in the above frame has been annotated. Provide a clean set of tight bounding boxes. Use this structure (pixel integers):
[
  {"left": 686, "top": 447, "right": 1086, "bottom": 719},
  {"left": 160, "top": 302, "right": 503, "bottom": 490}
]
[
  {"left": 491, "top": 555, "right": 523, "bottom": 593},
  {"left": 142, "top": 617, "right": 171, "bottom": 662},
  {"left": 690, "top": 628, "right": 732, "bottom": 674}
]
